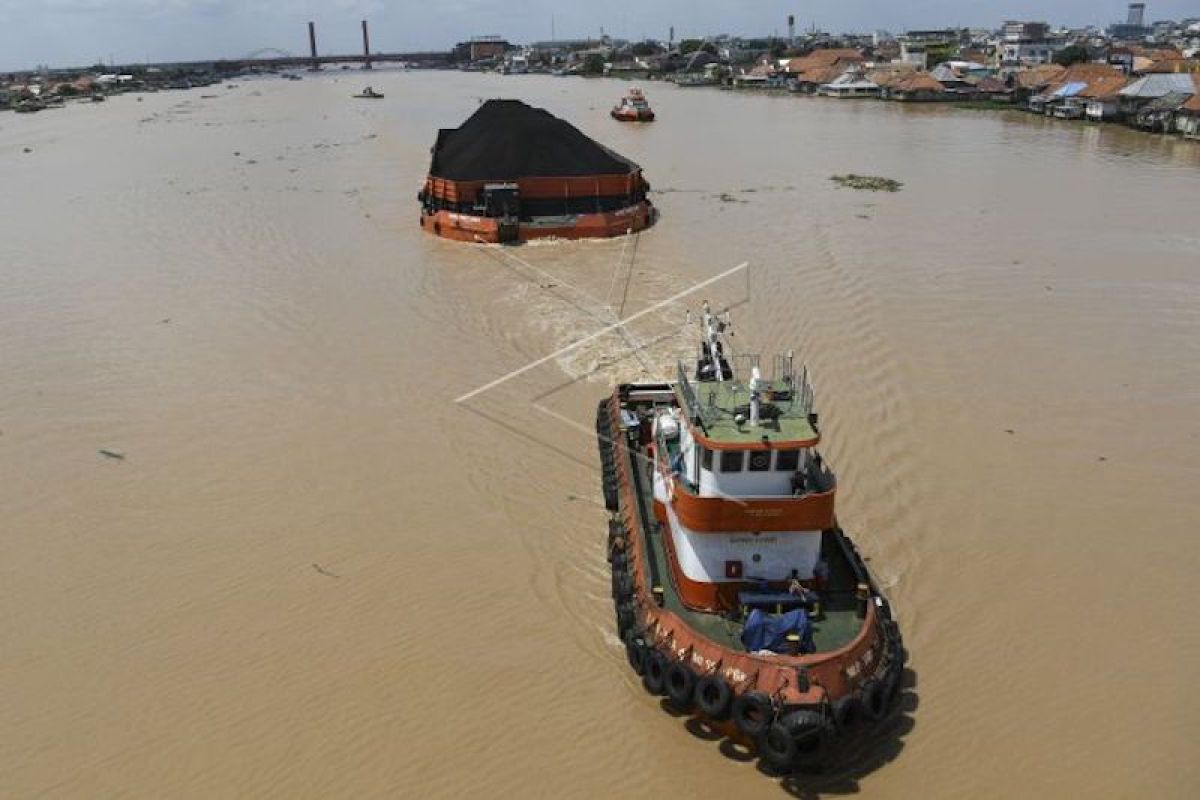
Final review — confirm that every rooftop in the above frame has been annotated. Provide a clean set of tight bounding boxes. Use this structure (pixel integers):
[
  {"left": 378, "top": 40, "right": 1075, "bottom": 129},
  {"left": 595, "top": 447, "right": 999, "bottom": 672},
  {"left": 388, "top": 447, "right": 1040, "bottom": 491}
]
[{"left": 675, "top": 360, "right": 819, "bottom": 446}]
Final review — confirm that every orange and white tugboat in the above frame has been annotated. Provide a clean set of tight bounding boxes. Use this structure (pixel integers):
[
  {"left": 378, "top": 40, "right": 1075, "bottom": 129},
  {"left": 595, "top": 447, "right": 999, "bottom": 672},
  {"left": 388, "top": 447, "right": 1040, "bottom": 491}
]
[
  {"left": 611, "top": 87, "right": 655, "bottom": 122},
  {"left": 596, "top": 303, "right": 905, "bottom": 772}
]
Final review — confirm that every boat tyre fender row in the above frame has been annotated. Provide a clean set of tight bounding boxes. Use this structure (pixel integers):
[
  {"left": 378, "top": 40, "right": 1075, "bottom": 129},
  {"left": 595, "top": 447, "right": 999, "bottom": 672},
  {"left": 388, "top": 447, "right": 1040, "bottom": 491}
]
[{"left": 596, "top": 400, "right": 619, "bottom": 512}]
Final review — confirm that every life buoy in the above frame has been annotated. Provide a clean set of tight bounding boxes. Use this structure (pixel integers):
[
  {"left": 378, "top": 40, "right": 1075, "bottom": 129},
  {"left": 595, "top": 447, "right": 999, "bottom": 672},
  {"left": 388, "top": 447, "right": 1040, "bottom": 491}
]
[
  {"left": 642, "top": 650, "right": 668, "bottom": 695},
  {"left": 695, "top": 674, "right": 733, "bottom": 721},
  {"left": 861, "top": 679, "right": 888, "bottom": 721},
  {"left": 732, "top": 691, "right": 775, "bottom": 737},
  {"left": 665, "top": 661, "right": 697, "bottom": 711}
]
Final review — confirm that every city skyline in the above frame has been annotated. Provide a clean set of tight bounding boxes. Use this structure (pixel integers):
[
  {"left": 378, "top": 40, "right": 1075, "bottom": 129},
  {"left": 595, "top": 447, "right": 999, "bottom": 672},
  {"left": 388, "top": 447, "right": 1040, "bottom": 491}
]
[{"left": 1, "top": 1, "right": 1196, "bottom": 72}]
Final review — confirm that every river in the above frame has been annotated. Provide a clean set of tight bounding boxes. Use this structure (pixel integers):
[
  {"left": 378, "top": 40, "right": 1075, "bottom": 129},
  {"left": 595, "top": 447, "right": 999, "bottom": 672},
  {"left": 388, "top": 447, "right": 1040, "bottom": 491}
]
[{"left": 2, "top": 70, "right": 1198, "bottom": 798}]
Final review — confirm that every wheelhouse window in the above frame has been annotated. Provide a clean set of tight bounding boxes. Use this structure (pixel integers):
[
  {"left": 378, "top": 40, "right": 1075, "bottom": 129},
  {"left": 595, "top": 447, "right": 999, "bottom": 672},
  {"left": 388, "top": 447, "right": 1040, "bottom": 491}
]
[
  {"left": 747, "top": 451, "right": 771, "bottom": 471},
  {"left": 719, "top": 450, "right": 743, "bottom": 472},
  {"left": 775, "top": 450, "right": 800, "bottom": 471},
  {"left": 701, "top": 447, "right": 713, "bottom": 471}
]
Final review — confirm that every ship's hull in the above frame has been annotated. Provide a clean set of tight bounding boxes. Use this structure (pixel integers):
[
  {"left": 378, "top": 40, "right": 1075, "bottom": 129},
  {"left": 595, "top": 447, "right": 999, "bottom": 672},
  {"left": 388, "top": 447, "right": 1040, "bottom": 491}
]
[
  {"left": 420, "top": 201, "right": 653, "bottom": 243},
  {"left": 597, "top": 388, "right": 905, "bottom": 772},
  {"left": 611, "top": 108, "right": 655, "bottom": 122}
]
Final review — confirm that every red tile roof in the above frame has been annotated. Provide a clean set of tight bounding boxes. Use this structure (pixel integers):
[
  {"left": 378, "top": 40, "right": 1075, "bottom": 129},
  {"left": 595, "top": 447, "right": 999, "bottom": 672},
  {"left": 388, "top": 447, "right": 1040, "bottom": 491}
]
[{"left": 891, "top": 73, "right": 946, "bottom": 93}]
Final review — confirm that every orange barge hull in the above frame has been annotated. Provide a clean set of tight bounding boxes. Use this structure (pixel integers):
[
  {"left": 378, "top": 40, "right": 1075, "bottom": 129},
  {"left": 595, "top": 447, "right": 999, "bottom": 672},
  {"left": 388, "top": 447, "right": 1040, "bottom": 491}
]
[{"left": 420, "top": 202, "right": 653, "bottom": 244}]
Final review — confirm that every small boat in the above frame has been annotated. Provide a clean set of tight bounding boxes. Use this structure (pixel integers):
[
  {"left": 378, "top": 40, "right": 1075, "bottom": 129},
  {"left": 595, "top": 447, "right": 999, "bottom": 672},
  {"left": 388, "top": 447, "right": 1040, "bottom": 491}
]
[
  {"left": 598, "top": 304, "right": 905, "bottom": 773},
  {"left": 353, "top": 86, "right": 384, "bottom": 99},
  {"left": 14, "top": 99, "right": 45, "bottom": 113},
  {"left": 611, "top": 87, "right": 654, "bottom": 122},
  {"left": 91, "top": 93, "right": 106, "bottom": 102}
]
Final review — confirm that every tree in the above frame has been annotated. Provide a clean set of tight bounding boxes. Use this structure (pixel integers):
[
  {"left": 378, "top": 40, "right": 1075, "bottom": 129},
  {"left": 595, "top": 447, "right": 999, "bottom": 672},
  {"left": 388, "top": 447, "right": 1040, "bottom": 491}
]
[
  {"left": 629, "top": 41, "right": 662, "bottom": 57},
  {"left": 581, "top": 53, "right": 606, "bottom": 75},
  {"left": 1053, "top": 44, "right": 1091, "bottom": 66},
  {"left": 679, "top": 39, "right": 708, "bottom": 55}
]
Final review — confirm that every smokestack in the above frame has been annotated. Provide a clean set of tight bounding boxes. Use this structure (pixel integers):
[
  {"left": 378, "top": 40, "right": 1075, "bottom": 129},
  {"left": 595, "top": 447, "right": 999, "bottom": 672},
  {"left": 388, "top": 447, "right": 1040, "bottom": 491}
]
[
  {"left": 307, "top": 21, "right": 318, "bottom": 70},
  {"left": 788, "top": 14, "right": 795, "bottom": 45},
  {"left": 361, "top": 20, "right": 372, "bottom": 69},
  {"left": 1127, "top": 3, "right": 1145, "bottom": 27}
]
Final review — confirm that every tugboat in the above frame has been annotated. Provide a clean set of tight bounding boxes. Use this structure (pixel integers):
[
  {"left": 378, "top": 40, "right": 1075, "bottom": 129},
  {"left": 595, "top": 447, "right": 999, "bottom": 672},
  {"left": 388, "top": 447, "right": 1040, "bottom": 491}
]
[
  {"left": 611, "top": 87, "right": 655, "bottom": 122},
  {"left": 596, "top": 304, "right": 905, "bottom": 772},
  {"left": 353, "top": 86, "right": 384, "bottom": 99}
]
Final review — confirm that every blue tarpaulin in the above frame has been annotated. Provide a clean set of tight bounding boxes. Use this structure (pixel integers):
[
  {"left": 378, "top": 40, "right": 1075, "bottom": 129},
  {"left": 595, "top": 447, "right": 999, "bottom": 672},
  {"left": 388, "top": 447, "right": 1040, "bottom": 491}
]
[
  {"left": 1052, "top": 82, "right": 1087, "bottom": 98},
  {"left": 740, "top": 608, "right": 814, "bottom": 654}
]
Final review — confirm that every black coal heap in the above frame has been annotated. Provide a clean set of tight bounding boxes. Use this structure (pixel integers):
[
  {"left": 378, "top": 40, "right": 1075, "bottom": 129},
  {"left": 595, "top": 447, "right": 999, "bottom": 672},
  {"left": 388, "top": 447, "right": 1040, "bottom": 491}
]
[{"left": 430, "top": 100, "right": 639, "bottom": 182}]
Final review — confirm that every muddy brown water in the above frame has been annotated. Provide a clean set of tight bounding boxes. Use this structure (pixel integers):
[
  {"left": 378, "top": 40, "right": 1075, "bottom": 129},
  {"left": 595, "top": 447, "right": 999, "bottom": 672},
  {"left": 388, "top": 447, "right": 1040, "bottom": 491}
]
[{"left": 2, "top": 71, "right": 1198, "bottom": 798}]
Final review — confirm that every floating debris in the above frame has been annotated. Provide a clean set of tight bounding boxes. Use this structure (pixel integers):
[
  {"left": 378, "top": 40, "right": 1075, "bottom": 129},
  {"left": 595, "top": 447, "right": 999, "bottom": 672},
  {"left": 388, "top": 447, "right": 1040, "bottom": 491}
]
[
  {"left": 830, "top": 174, "right": 903, "bottom": 192},
  {"left": 98, "top": 449, "right": 126, "bottom": 461},
  {"left": 312, "top": 563, "right": 340, "bottom": 579}
]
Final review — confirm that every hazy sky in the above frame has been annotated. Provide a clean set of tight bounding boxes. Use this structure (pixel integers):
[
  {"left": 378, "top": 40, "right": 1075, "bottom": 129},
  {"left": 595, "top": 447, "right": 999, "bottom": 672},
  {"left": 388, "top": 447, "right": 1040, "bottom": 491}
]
[{"left": 0, "top": 1, "right": 1195, "bottom": 71}]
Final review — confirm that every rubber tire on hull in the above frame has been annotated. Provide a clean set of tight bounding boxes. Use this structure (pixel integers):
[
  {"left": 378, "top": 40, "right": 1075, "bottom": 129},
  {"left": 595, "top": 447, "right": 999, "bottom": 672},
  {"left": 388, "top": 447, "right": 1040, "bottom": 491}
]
[
  {"left": 612, "top": 571, "right": 634, "bottom": 601},
  {"left": 695, "top": 674, "right": 734, "bottom": 721},
  {"left": 596, "top": 400, "right": 619, "bottom": 512},
  {"left": 757, "top": 709, "right": 829, "bottom": 773},
  {"left": 643, "top": 650, "right": 668, "bottom": 695},
  {"left": 732, "top": 691, "right": 775, "bottom": 738},
  {"left": 789, "top": 710, "right": 832, "bottom": 767},
  {"left": 861, "top": 679, "right": 888, "bottom": 721},
  {"left": 665, "top": 662, "right": 697, "bottom": 711},
  {"left": 624, "top": 631, "right": 647, "bottom": 675},
  {"left": 832, "top": 694, "right": 862, "bottom": 730}
]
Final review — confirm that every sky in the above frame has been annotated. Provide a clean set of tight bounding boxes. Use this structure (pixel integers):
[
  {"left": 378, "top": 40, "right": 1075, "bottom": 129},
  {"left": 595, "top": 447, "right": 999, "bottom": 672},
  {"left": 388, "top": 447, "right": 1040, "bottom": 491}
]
[{"left": 0, "top": 1, "right": 1195, "bottom": 71}]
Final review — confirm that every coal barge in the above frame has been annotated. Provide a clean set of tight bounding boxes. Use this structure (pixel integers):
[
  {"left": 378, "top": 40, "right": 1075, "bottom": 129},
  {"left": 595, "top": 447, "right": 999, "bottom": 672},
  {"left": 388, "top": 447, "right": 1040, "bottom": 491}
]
[
  {"left": 418, "top": 100, "right": 654, "bottom": 243},
  {"left": 597, "top": 304, "right": 905, "bottom": 772}
]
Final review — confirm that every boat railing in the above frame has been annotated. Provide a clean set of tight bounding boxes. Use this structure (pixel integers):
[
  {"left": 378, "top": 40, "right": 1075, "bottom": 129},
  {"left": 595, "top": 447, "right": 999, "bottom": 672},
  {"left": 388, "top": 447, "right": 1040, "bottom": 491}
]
[{"left": 676, "top": 356, "right": 815, "bottom": 431}]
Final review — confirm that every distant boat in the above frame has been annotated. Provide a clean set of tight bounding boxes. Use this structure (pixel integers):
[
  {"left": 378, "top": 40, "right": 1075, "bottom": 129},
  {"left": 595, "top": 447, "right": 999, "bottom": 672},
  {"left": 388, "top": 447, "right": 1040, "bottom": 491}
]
[
  {"left": 14, "top": 99, "right": 45, "bottom": 113},
  {"left": 353, "top": 86, "right": 384, "bottom": 99},
  {"left": 611, "top": 87, "right": 655, "bottom": 122}
]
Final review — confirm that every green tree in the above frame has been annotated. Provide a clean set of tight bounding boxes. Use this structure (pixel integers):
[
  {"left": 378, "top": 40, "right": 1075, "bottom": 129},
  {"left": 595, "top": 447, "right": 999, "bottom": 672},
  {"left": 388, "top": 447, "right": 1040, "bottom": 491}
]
[
  {"left": 1053, "top": 44, "right": 1091, "bottom": 66},
  {"left": 630, "top": 41, "right": 661, "bottom": 57},
  {"left": 581, "top": 53, "right": 607, "bottom": 75}
]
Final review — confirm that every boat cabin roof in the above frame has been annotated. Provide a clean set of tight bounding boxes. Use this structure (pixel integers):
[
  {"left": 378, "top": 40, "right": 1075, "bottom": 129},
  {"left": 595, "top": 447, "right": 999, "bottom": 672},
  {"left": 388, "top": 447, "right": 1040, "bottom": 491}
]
[{"left": 674, "top": 363, "right": 818, "bottom": 447}]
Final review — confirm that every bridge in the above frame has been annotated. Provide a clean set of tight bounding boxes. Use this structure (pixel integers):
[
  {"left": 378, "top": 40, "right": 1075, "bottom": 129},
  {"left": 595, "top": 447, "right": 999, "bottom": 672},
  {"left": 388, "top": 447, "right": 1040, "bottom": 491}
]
[{"left": 232, "top": 21, "right": 452, "bottom": 71}]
